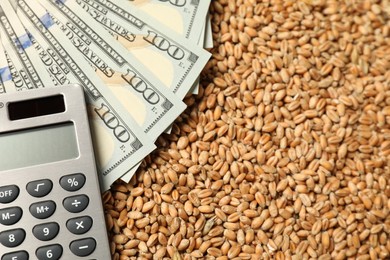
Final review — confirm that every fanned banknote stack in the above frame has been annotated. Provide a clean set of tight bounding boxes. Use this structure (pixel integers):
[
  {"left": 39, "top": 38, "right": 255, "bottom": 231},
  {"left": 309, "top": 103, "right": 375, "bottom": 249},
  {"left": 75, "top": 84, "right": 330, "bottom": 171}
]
[{"left": 0, "top": 0, "right": 212, "bottom": 190}]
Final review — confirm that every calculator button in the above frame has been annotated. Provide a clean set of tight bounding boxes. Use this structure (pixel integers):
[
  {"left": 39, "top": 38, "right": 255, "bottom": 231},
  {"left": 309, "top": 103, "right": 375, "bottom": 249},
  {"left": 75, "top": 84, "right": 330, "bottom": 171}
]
[
  {"left": 33, "top": 222, "right": 59, "bottom": 241},
  {"left": 0, "top": 207, "right": 22, "bottom": 225},
  {"left": 0, "top": 229, "right": 25, "bottom": 247},
  {"left": 26, "top": 179, "right": 53, "bottom": 198},
  {"left": 69, "top": 237, "right": 96, "bottom": 257},
  {"left": 66, "top": 216, "right": 93, "bottom": 235},
  {"left": 60, "top": 173, "right": 86, "bottom": 191},
  {"left": 63, "top": 195, "right": 89, "bottom": 213},
  {"left": 29, "top": 201, "right": 56, "bottom": 219},
  {"left": 1, "top": 250, "right": 29, "bottom": 260},
  {"left": 36, "top": 244, "right": 62, "bottom": 260},
  {"left": 0, "top": 185, "right": 19, "bottom": 204}
]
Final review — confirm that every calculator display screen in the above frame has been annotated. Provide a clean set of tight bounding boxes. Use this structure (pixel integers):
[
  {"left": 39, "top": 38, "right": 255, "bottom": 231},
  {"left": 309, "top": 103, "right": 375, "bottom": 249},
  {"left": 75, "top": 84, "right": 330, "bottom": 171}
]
[{"left": 0, "top": 122, "right": 79, "bottom": 171}]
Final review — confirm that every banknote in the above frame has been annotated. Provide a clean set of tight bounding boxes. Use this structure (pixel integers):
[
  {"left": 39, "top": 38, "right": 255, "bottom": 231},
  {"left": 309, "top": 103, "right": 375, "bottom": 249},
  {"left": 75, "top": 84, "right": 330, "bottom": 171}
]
[
  {"left": 126, "top": 0, "right": 211, "bottom": 43},
  {"left": 0, "top": 41, "right": 15, "bottom": 93},
  {"left": 0, "top": 2, "right": 54, "bottom": 92},
  {"left": 124, "top": 1, "right": 212, "bottom": 97},
  {"left": 190, "top": 15, "right": 213, "bottom": 95},
  {"left": 204, "top": 14, "right": 213, "bottom": 49},
  {"left": 13, "top": 0, "right": 157, "bottom": 190},
  {"left": 0, "top": 44, "right": 32, "bottom": 93},
  {"left": 189, "top": 19, "right": 207, "bottom": 96},
  {"left": 68, "top": 0, "right": 211, "bottom": 100},
  {"left": 192, "top": 14, "right": 214, "bottom": 94},
  {"left": 34, "top": 0, "right": 186, "bottom": 141}
]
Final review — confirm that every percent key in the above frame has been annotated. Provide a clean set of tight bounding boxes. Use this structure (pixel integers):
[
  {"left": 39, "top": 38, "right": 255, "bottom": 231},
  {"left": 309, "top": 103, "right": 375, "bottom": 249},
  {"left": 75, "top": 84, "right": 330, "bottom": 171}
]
[{"left": 60, "top": 174, "right": 86, "bottom": 192}]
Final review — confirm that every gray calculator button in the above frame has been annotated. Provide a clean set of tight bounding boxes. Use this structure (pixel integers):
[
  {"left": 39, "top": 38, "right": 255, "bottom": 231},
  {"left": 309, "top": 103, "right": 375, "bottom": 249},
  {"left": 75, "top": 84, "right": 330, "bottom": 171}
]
[
  {"left": 60, "top": 173, "right": 86, "bottom": 191},
  {"left": 33, "top": 222, "right": 59, "bottom": 241},
  {"left": 1, "top": 251, "right": 29, "bottom": 260},
  {"left": 66, "top": 216, "right": 93, "bottom": 235},
  {"left": 0, "top": 207, "right": 22, "bottom": 225},
  {"left": 26, "top": 179, "right": 53, "bottom": 198},
  {"left": 69, "top": 237, "right": 96, "bottom": 257},
  {"left": 0, "top": 185, "right": 19, "bottom": 204},
  {"left": 36, "top": 244, "right": 62, "bottom": 260},
  {"left": 29, "top": 201, "right": 56, "bottom": 219},
  {"left": 0, "top": 229, "right": 25, "bottom": 247},
  {"left": 63, "top": 195, "right": 89, "bottom": 213}
]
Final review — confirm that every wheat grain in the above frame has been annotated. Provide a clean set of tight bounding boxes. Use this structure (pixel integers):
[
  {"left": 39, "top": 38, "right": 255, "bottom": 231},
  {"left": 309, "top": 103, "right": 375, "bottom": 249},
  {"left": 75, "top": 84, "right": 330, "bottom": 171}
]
[{"left": 107, "top": 0, "right": 390, "bottom": 259}]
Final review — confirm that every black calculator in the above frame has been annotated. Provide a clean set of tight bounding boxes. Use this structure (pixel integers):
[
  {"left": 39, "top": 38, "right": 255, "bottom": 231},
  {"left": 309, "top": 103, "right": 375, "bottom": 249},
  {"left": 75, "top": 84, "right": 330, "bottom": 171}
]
[{"left": 0, "top": 85, "right": 111, "bottom": 259}]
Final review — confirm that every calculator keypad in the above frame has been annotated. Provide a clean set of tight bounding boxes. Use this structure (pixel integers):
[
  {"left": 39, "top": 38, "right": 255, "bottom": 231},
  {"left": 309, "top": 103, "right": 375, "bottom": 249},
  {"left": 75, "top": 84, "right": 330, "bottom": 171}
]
[
  {"left": 1, "top": 173, "right": 98, "bottom": 258},
  {"left": 33, "top": 222, "right": 59, "bottom": 241},
  {"left": 26, "top": 179, "right": 53, "bottom": 198},
  {"left": 36, "top": 244, "right": 63, "bottom": 260},
  {"left": 60, "top": 173, "right": 85, "bottom": 192},
  {"left": 0, "top": 229, "right": 25, "bottom": 248},
  {"left": 1, "top": 250, "right": 28, "bottom": 260},
  {"left": 67, "top": 216, "right": 93, "bottom": 235},
  {"left": 0, "top": 207, "right": 22, "bottom": 226},
  {"left": 69, "top": 238, "right": 96, "bottom": 257},
  {"left": 63, "top": 195, "right": 89, "bottom": 213},
  {"left": 29, "top": 201, "right": 56, "bottom": 219},
  {"left": 0, "top": 185, "right": 19, "bottom": 204}
]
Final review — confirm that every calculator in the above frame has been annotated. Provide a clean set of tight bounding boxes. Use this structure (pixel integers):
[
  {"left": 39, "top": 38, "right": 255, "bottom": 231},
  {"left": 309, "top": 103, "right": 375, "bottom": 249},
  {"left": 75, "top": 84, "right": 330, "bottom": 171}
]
[{"left": 0, "top": 84, "right": 111, "bottom": 259}]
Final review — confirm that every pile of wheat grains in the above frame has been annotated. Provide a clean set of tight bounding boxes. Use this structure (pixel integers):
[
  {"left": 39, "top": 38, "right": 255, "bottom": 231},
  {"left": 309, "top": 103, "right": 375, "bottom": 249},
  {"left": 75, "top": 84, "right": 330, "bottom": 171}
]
[{"left": 105, "top": 0, "right": 390, "bottom": 259}]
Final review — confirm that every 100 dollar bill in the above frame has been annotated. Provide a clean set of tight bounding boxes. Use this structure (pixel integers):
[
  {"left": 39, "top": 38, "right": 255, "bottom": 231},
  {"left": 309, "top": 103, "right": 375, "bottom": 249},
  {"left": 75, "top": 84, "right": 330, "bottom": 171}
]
[
  {"left": 0, "top": 41, "right": 15, "bottom": 93},
  {"left": 126, "top": 0, "right": 211, "bottom": 43},
  {"left": 13, "top": 0, "right": 156, "bottom": 190},
  {"left": 35, "top": 0, "right": 186, "bottom": 140},
  {"left": 67, "top": 0, "right": 211, "bottom": 100},
  {"left": 0, "top": 2, "right": 53, "bottom": 92}
]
